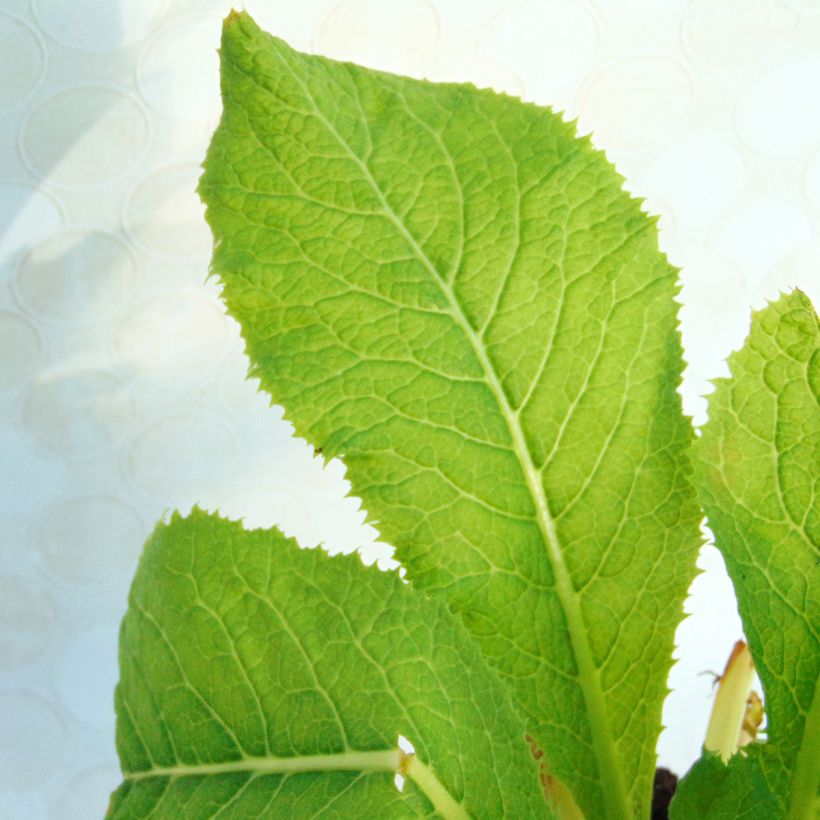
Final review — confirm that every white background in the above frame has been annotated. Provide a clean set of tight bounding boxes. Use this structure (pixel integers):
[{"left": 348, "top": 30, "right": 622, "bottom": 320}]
[{"left": 1, "top": 0, "right": 819, "bottom": 816}]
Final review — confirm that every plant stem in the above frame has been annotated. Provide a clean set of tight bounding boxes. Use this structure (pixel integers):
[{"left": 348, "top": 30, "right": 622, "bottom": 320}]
[
  {"left": 704, "top": 641, "right": 755, "bottom": 761},
  {"left": 402, "top": 752, "right": 470, "bottom": 820}
]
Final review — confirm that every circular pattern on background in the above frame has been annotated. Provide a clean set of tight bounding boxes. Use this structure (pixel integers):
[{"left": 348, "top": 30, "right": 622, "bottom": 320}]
[
  {"left": 137, "top": 15, "right": 222, "bottom": 124},
  {"left": 684, "top": 0, "right": 797, "bottom": 68},
  {"left": 0, "top": 575, "right": 57, "bottom": 668},
  {"left": 716, "top": 198, "right": 813, "bottom": 281},
  {"left": 679, "top": 252, "right": 746, "bottom": 339},
  {"left": 736, "top": 59, "right": 820, "bottom": 157},
  {"left": 21, "top": 85, "right": 150, "bottom": 189},
  {"left": 22, "top": 367, "right": 136, "bottom": 456},
  {"left": 315, "top": 0, "right": 440, "bottom": 75},
  {"left": 0, "top": 14, "right": 45, "bottom": 110},
  {"left": 33, "top": 0, "right": 167, "bottom": 52},
  {"left": 0, "top": 692, "right": 66, "bottom": 791},
  {"left": 677, "top": 251, "right": 747, "bottom": 423},
  {"left": 52, "top": 764, "right": 121, "bottom": 820},
  {"left": 115, "top": 291, "right": 230, "bottom": 383},
  {"left": 220, "top": 478, "right": 313, "bottom": 534},
  {"left": 642, "top": 137, "right": 745, "bottom": 230},
  {"left": 0, "top": 183, "right": 63, "bottom": 261},
  {"left": 426, "top": 57, "right": 524, "bottom": 98},
  {"left": 0, "top": 428, "right": 68, "bottom": 517},
  {"left": 54, "top": 624, "right": 119, "bottom": 727},
  {"left": 481, "top": 0, "right": 598, "bottom": 108},
  {"left": 2, "top": 3, "right": 820, "bottom": 810},
  {"left": 38, "top": 496, "right": 144, "bottom": 584},
  {"left": 803, "top": 148, "right": 820, "bottom": 213},
  {"left": 123, "top": 413, "right": 238, "bottom": 499},
  {"left": 605, "top": 0, "right": 688, "bottom": 15},
  {"left": 580, "top": 56, "right": 692, "bottom": 150},
  {"left": 755, "top": 246, "right": 820, "bottom": 307},
  {"left": 217, "top": 358, "right": 272, "bottom": 418},
  {"left": 0, "top": 311, "right": 42, "bottom": 391},
  {"left": 124, "top": 162, "right": 211, "bottom": 258},
  {"left": 243, "top": 0, "right": 332, "bottom": 49},
  {"left": 16, "top": 229, "right": 137, "bottom": 324}
]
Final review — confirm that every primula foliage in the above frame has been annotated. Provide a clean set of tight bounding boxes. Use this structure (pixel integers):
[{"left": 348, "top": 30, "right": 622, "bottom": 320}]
[
  {"left": 109, "top": 511, "right": 546, "bottom": 818},
  {"left": 107, "top": 11, "right": 818, "bottom": 819},
  {"left": 672, "top": 292, "right": 819, "bottom": 820},
  {"left": 197, "top": 13, "right": 700, "bottom": 819}
]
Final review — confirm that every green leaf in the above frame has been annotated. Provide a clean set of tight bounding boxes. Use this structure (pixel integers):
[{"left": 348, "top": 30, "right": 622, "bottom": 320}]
[
  {"left": 199, "top": 12, "right": 701, "bottom": 818},
  {"left": 110, "top": 509, "right": 548, "bottom": 819},
  {"left": 683, "top": 291, "right": 820, "bottom": 819},
  {"left": 669, "top": 750, "right": 779, "bottom": 820}
]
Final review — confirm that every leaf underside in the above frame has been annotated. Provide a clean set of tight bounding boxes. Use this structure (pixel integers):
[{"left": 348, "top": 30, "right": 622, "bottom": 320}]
[
  {"left": 199, "top": 12, "right": 701, "bottom": 818},
  {"left": 110, "top": 510, "right": 546, "bottom": 819},
  {"left": 670, "top": 750, "right": 779, "bottom": 820},
  {"left": 675, "top": 291, "right": 820, "bottom": 819}
]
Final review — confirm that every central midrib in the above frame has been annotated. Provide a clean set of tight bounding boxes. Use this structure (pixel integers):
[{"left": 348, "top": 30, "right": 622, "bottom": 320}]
[
  {"left": 124, "top": 749, "right": 400, "bottom": 781},
  {"left": 257, "top": 53, "right": 633, "bottom": 820},
  {"left": 443, "top": 290, "right": 632, "bottom": 820},
  {"left": 435, "top": 263, "right": 631, "bottom": 820},
  {"left": 787, "top": 670, "right": 820, "bottom": 819}
]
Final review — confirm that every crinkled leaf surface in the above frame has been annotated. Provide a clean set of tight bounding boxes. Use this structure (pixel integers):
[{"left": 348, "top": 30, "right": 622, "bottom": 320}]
[
  {"left": 669, "top": 751, "right": 779, "bottom": 820},
  {"left": 678, "top": 291, "right": 820, "bottom": 819},
  {"left": 110, "top": 510, "right": 547, "bottom": 819},
  {"left": 199, "top": 12, "right": 701, "bottom": 818}
]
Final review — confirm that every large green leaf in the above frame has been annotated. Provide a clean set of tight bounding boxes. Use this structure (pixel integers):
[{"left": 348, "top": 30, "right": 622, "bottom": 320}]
[
  {"left": 109, "top": 510, "right": 547, "bottom": 818},
  {"left": 675, "top": 291, "right": 819, "bottom": 819},
  {"left": 199, "top": 12, "right": 701, "bottom": 818}
]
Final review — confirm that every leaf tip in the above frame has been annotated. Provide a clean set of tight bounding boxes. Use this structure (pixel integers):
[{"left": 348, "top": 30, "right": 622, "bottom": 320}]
[{"left": 223, "top": 8, "right": 249, "bottom": 30}]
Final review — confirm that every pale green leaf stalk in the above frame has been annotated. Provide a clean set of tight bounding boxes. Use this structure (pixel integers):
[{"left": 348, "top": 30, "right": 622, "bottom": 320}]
[
  {"left": 673, "top": 291, "right": 820, "bottom": 820},
  {"left": 198, "top": 12, "right": 701, "bottom": 818},
  {"left": 109, "top": 510, "right": 548, "bottom": 819},
  {"left": 704, "top": 641, "right": 757, "bottom": 762}
]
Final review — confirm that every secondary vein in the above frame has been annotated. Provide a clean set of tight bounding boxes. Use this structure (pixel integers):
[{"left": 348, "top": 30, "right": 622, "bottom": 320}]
[
  {"left": 124, "top": 748, "right": 471, "bottom": 820},
  {"left": 123, "top": 749, "right": 401, "bottom": 781}
]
